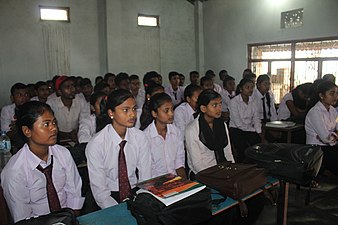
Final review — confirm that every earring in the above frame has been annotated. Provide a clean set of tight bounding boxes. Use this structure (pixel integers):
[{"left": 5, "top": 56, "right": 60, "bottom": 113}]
[
  {"left": 147, "top": 97, "right": 150, "bottom": 101},
  {"left": 110, "top": 115, "right": 114, "bottom": 119}
]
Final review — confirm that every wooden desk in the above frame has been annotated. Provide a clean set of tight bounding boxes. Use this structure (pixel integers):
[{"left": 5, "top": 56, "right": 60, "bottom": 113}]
[
  {"left": 264, "top": 124, "right": 304, "bottom": 143},
  {"left": 78, "top": 177, "right": 281, "bottom": 225}
]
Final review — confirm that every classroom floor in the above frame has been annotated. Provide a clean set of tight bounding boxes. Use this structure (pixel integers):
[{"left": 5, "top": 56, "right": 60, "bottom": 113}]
[{"left": 256, "top": 172, "right": 338, "bottom": 225}]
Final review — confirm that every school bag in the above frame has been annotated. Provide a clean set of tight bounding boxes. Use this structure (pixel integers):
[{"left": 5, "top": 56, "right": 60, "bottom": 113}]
[
  {"left": 14, "top": 208, "right": 78, "bottom": 225},
  {"left": 195, "top": 161, "right": 267, "bottom": 200},
  {"left": 127, "top": 188, "right": 212, "bottom": 225},
  {"left": 195, "top": 161, "right": 268, "bottom": 217},
  {"left": 245, "top": 143, "right": 323, "bottom": 185}
]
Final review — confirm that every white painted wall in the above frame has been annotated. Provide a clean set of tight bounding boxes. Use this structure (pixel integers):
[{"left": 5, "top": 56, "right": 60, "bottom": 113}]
[
  {"left": 0, "top": 0, "right": 101, "bottom": 108},
  {"left": 203, "top": 0, "right": 338, "bottom": 82},
  {"left": 0, "top": 0, "right": 196, "bottom": 108},
  {"left": 106, "top": 0, "right": 196, "bottom": 85}
]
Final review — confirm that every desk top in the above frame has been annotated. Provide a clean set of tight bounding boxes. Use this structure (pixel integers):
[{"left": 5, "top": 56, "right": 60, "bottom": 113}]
[
  {"left": 78, "top": 177, "right": 279, "bottom": 225},
  {"left": 78, "top": 203, "right": 136, "bottom": 225},
  {"left": 264, "top": 124, "right": 304, "bottom": 132}
]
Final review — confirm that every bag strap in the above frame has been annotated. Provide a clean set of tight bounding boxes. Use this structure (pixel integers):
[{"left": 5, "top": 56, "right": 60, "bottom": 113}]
[{"left": 238, "top": 200, "right": 248, "bottom": 217}]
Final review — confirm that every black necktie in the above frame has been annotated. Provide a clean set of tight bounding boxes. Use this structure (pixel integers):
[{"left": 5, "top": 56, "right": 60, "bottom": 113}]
[
  {"left": 36, "top": 155, "right": 61, "bottom": 212},
  {"left": 262, "top": 97, "right": 267, "bottom": 122},
  {"left": 173, "top": 92, "right": 177, "bottom": 100}
]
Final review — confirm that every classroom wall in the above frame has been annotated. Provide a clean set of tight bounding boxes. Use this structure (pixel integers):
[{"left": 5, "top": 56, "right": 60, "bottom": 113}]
[
  {"left": 0, "top": 0, "right": 196, "bottom": 108},
  {"left": 0, "top": 0, "right": 101, "bottom": 108},
  {"left": 105, "top": 0, "right": 196, "bottom": 82},
  {"left": 203, "top": 0, "right": 338, "bottom": 82}
]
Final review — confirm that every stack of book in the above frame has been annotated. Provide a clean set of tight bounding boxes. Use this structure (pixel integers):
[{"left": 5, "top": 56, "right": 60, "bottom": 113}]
[{"left": 136, "top": 174, "right": 206, "bottom": 206}]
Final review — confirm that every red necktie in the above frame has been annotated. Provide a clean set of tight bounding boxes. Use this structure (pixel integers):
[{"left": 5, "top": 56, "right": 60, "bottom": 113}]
[
  {"left": 36, "top": 155, "right": 61, "bottom": 212},
  {"left": 118, "top": 140, "right": 132, "bottom": 202}
]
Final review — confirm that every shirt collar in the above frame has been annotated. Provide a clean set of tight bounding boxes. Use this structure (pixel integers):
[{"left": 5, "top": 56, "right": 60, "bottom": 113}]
[
  {"left": 317, "top": 101, "right": 332, "bottom": 112},
  {"left": 183, "top": 102, "right": 195, "bottom": 115},
  {"left": 108, "top": 124, "right": 130, "bottom": 146},
  {"left": 224, "top": 90, "right": 235, "bottom": 97},
  {"left": 148, "top": 121, "right": 175, "bottom": 138},
  {"left": 254, "top": 88, "right": 264, "bottom": 98},
  {"left": 239, "top": 94, "right": 254, "bottom": 103},
  {"left": 24, "top": 144, "right": 53, "bottom": 170}
]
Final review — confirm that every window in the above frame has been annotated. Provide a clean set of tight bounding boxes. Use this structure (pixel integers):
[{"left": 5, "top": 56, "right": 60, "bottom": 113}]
[
  {"left": 248, "top": 37, "right": 338, "bottom": 103},
  {"left": 39, "top": 6, "right": 70, "bottom": 22},
  {"left": 137, "top": 15, "right": 159, "bottom": 27}
]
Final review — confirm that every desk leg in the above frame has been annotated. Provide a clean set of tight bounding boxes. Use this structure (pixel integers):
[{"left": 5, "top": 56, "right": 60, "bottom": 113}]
[
  {"left": 277, "top": 180, "right": 289, "bottom": 225},
  {"left": 287, "top": 131, "right": 291, "bottom": 143}
]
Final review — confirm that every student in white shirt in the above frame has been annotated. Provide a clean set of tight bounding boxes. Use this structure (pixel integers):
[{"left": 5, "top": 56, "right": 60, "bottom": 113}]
[
  {"left": 47, "top": 76, "right": 90, "bottom": 144},
  {"left": 229, "top": 78, "right": 262, "bottom": 162},
  {"left": 129, "top": 75, "right": 145, "bottom": 109},
  {"left": 179, "top": 73, "right": 185, "bottom": 87},
  {"left": 78, "top": 91, "right": 109, "bottom": 144},
  {"left": 104, "top": 73, "right": 116, "bottom": 94},
  {"left": 138, "top": 81, "right": 164, "bottom": 130},
  {"left": 1, "top": 83, "right": 30, "bottom": 132},
  {"left": 220, "top": 75, "right": 236, "bottom": 122},
  {"left": 185, "top": 89, "right": 235, "bottom": 176},
  {"left": 85, "top": 89, "right": 152, "bottom": 209},
  {"left": 142, "top": 93, "right": 186, "bottom": 179},
  {"left": 164, "top": 71, "right": 184, "bottom": 107},
  {"left": 1, "top": 101, "right": 84, "bottom": 222},
  {"left": 200, "top": 76, "right": 214, "bottom": 91},
  {"left": 30, "top": 81, "right": 50, "bottom": 103},
  {"left": 252, "top": 75, "right": 278, "bottom": 122},
  {"left": 79, "top": 78, "right": 93, "bottom": 103},
  {"left": 174, "top": 84, "right": 202, "bottom": 134},
  {"left": 189, "top": 71, "right": 200, "bottom": 86},
  {"left": 305, "top": 81, "right": 338, "bottom": 176},
  {"left": 277, "top": 83, "right": 313, "bottom": 123},
  {"left": 185, "top": 89, "right": 266, "bottom": 225},
  {"left": 115, "top": 72, "right": 130, "bottom": 91},
  {"left": 205, "top": 70, "right": 223, "bottom": 93}
]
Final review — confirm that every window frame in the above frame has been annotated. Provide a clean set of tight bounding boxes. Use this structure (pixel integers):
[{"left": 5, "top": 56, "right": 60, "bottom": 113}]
[
  {"left": 248, "top": 36, "right": 338, "bottom": 90},
  {"left": 137, "top": 14, "right": 159, "bottom": 27},
  {"left": 39, "top": 5, "right": 70, "bottom": 22}
]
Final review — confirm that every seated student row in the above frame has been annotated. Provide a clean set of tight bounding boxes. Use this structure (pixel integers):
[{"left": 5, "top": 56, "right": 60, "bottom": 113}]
[
  {"left": 1, "top": 71, "right": 336, "bottom": 223},
  {"left": 2, "top": 89, "right": 265, "bottom": 225}
]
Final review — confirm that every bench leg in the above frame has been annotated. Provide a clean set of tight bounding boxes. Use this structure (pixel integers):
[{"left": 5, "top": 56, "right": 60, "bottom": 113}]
[{"left": 277, "top": 180, "right": 289, "bottom": 225}]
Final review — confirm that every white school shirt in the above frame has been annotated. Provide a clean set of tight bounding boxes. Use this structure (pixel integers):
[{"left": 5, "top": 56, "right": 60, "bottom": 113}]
[
  {"left": 220, "top": 89, "right": 235, "bottom": 112},
  {"left": 185, "top": 116, "right": 235, "bottom": 174},
  {"left": 47, "top": 95, "right": 90, "bottom": 132},
  {"left": 229, "top": 94, "right": 262, "bottom": 133},
  {"left": 0, "top": 103, "right": 15, "bottom": 132},
  {"left": 134, "top": 108, "right": 142, "bottom": 129},
  {"left": 213, "top": 83, "right": 223, "bottom": 94},
  {"left": 252, "top": 89, "right": 278, "bottom": 121},
  {"left": 277, "top": 92, "right": 293, "bottom": 120},
  {"left": 78, "top": 114, "right": 96, "bottom": 143},
  {"left": 164, "top": 85, "right": 184, "bottom": 107},
  {"left": 143, "top": 121, "right": 185, "bottom": 177},
  {"left": 1, "top": 144, "right": 84, "bottom": 222},
  {"left": 174, "top": 102, "right": 195, "bottom": 134},
  {"left": 30, "top": 96, "right": 39, "bottom": 101},
  {"left": 305, "top": 101, "right": 338, "bottom": 146},
  {"left": 135, "top": 89, "right": 145, "bottom": 109},
  {"left": 47, "top": 92, "right": 58, "bottom": 101},
  {"left": 85, "top": 124, "right": 152, "bottom": 209}
]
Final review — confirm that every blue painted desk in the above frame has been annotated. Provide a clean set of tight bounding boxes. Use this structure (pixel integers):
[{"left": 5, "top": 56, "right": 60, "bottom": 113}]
[{"left": 78, "top": 177, "right": 279, "bottom": 225}]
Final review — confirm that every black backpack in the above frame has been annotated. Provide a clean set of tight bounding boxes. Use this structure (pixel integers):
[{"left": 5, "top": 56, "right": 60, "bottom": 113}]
[
  {"left": 127, "top": 188, "right": 212, "bottom": 225},
  {"left": 14, "top": 208, "right": 78, "bottom": 225},
  {"left": 245, "top": 143, "right": 323, "bottom": 185}
]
